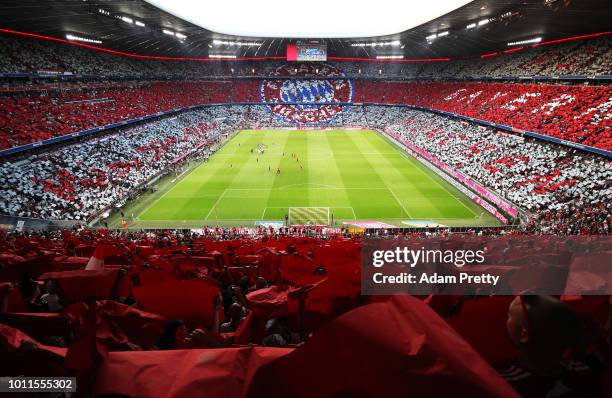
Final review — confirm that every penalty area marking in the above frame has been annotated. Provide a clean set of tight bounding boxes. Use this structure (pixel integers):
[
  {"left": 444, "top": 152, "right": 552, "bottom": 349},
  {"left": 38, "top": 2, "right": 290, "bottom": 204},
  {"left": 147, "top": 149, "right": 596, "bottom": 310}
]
[{"left": 262, "top": 206, "right": 356, "bottom": 220}]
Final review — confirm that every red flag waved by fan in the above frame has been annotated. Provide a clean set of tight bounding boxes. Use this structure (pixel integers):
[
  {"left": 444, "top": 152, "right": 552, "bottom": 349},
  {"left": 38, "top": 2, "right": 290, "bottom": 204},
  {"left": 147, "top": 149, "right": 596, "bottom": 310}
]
[
  {"left": 94, "top": 347, "right": 292, "bottom": 398},
  {"left": 39, "top": 268, "right": 131, "bottom": 303},
  {"left": 133, "top": 277, "right": 221, "bottom": 329}
]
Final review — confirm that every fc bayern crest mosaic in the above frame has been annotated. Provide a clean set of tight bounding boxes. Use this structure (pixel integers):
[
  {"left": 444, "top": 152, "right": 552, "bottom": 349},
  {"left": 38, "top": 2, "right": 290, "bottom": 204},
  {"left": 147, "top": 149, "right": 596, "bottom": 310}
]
[{"left": 260, "top": 64, "right": 354, "bottom": 124}]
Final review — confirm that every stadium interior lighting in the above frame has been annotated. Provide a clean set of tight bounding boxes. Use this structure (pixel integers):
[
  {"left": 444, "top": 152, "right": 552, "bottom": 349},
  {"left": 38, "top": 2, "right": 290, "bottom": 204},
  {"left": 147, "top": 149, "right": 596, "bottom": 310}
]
[
  {"left": 209, "top": 54, "right": 237, "bottom": 58},
  {"left": 478, "top": 18, "right": 490, "bottom": 26},
  {"left": 426, "top": 31, "right": 448, "bottom": 42},
  {"left": 121, "top": 16, "right": 134, "bottom": 24},
  {"left": 98, "top": 9, "right": 110, "bottom": 16},
  {"left": 135, "top": 21, "right": 146, "bottom": 27},
  {"left": 466, "top": 23, "right": 476, "bottom": 29},
  {"left": 351, "top": 40, "right": 401, "bottom": 47},
  {"left": 162, "top": 29, "right": 175, "bottom": 36},
  {"left": 65, "top": 34, "right": 102, "bottom": 44},
  {"left": 175, "top": 33, "right": 187, "bottom": 40},
  {"left": 144, "top": 0, "right": 472, "bottom": 37},
  {"left": 507, "top": 37, "right": 542, "bottom": 46},
  {"left": 212, "top": 39, "right": 262, "bottom": 46},
  {"left": 376, "top": 55, "right": 404, "bottom": 59}
]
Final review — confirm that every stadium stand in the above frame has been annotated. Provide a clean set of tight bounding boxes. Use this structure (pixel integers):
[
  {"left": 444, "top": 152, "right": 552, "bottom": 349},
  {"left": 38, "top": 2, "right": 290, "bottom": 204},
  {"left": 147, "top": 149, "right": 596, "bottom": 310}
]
[
  {"left": 1, "top": 32, "right": 610, "bottom": 79},
  {"left": 0, "top": 81, "right": 258, "bottom": 148},
  {"left": 358, "top": 81, "right": 612, "bottom": 150},
  {"left": 0, "top": 31, "right": 610, "bottom": 151},
  {"left": 1, "top": 79, "right": 610, "bottom": 150},
  {"left": 381, "top": 108, "right": 611, "bottom": 234},
  {"left": 0, "top": 106, "right": 284, "bottom": 220}
]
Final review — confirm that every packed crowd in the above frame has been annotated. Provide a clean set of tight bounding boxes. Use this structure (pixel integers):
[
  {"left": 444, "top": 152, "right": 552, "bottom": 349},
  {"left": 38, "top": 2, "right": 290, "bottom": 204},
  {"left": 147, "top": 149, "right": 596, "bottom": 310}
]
[
  {"left": 0, "top": 228, "right": 609, "bottom": 397},
  {"left": 0, "top": 33, "right": 282, "bottom": 79},
  {"left": 384, "top": 109, "right": 610, "bottom": 234},
  {"left": 1, "top": 32, "right": 610, "bottom": 79},
  {"left": 0, "top": 110, "right": 226, "bottom": 220},
  {"left": 0, "top": 81, "right": 257, "bottom": 149},
  {"left": 1, "top": 79, "right": 610, "bottom": 150},
  {"left": 355, "top": 80, "right": 612, "bottom": 150},
  {"left": 375, "top": 34, "right": 612, "bottom": 79}
]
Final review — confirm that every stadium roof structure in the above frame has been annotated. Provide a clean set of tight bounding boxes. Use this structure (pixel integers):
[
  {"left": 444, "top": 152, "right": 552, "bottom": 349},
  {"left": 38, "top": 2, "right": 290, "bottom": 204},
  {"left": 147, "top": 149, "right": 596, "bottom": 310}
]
[
  {"left": 0, "top": 0, "right": 610, "bottom": 60},
  {"left": 144, "top": 0, "right": 474, "bottom": 38}
]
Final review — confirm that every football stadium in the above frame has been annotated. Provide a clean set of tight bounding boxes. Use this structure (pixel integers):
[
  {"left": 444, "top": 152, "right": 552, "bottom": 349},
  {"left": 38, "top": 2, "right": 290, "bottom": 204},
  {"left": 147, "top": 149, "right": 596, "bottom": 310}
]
[{"left": 0, "top": 0, "right": 610, "bottom": 397}]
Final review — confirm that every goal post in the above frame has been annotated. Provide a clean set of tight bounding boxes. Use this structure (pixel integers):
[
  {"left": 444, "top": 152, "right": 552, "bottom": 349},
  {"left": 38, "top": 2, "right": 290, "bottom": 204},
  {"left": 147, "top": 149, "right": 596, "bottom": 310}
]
[{"left": 288, "top": 207, "right": 330, "bottom": 226}]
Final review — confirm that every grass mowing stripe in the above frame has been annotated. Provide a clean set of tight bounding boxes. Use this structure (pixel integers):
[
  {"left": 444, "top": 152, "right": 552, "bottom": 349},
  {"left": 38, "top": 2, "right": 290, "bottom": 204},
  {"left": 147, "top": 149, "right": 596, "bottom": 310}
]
[
  {"left": 262, "top": 130, "right": 306, "bottom": 220},
  {"left": 307, "top": 131, "right": 353, "bottom": 220},
  {"left": 345, "top": 131, "right": 412, "bottom": 219}
]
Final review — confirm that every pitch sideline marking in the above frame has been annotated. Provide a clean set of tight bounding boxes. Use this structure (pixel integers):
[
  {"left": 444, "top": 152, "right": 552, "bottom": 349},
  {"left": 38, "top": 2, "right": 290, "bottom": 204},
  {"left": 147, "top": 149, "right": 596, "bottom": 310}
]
[
  {"left": 204, "top": 189, "right": 227, "bottom": 221},
  {"left": 381, "top": 132, "right": 480, "bottom": 218},
  {"left": 388, "top": 187, "right": 414, "bottom": 219},
  {"left": 222, "top": 186, "right": 388, "bottom": 191},
  {"left": 415, "top": 168, "right": 479, "bottom": 218}
]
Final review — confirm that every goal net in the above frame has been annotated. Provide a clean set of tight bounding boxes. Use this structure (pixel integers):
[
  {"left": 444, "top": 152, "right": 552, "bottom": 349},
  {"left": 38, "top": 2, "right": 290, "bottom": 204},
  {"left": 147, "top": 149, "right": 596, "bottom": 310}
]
[{"left": 288, "top": 207, "right": 330, "bottom": 226}]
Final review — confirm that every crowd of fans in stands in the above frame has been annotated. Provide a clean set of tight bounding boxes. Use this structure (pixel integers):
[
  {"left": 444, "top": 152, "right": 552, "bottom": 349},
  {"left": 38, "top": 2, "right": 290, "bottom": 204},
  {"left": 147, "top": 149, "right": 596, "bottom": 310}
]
[
  {"left": 0, "top": 110, "right": 225, "bottom": 220},
  {"left": 1, "top": 79, "right": 610, "bottom": 150},
  {"left": 1, "top": 32, "right": 610, "bottom": 79},
  {"left": 0, "top": 81, "right": 258, "bottom": 148},
  {"left": 356, "top": 81, "right": 612, "bottom": 150}
]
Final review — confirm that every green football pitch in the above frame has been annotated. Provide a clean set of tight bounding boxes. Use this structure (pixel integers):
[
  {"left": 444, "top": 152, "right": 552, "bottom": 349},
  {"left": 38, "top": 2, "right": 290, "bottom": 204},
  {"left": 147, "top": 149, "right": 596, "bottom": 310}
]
[{"left": 107, "top": 129, "right": 501, "bottom": 229}]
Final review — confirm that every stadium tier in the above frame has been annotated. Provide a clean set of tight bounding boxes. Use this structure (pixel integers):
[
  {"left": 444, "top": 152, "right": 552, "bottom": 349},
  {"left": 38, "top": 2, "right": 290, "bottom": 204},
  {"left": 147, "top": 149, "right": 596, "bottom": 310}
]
[
  {"left": 0, "top": 1, "right": 611, "bottom": 397},
  {"left": 1, "top": 31, "right": 611, "bottom": 79},
  {"left": 1, "top": 80, "right": 611, "bottom": 150}
]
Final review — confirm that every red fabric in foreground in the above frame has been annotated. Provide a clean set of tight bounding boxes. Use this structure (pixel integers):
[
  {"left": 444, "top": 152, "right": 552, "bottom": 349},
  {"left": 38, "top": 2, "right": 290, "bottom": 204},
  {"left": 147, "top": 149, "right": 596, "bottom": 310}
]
[
  {"left": 133, "top": 277, "right": 220, "bottom": 328},
  {"left": 446, "top": 296, "right": 517, "bottom": 365},
  {"left": 247, "top": 296, "right": 520, "bottom": 398},
  {"left": 0, "top": 312, "right": 70, "bottom": 341},
  {"left": 63, "top": 300, "right": 167, "bottom": 370},
  {"left": 0, "top": 323, "right": 67, "bottom": 376},
  {"left": 94, "top": 347, "right": 293, "bottom": 398},
  {"left": 38, "top": 269, "right": 130, "bottom": 302}
]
